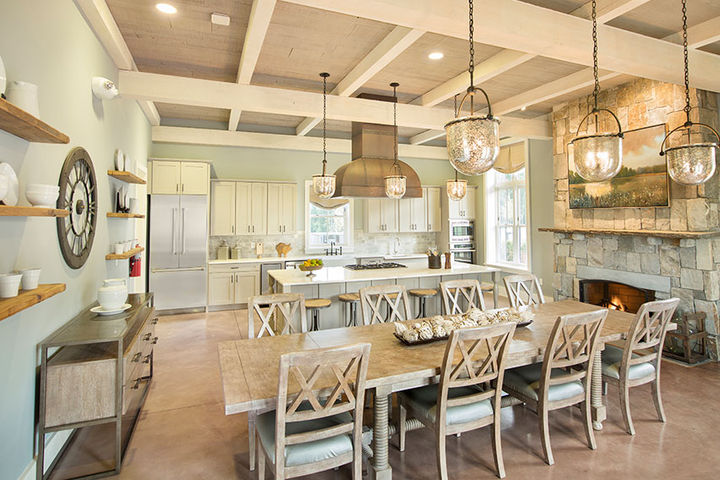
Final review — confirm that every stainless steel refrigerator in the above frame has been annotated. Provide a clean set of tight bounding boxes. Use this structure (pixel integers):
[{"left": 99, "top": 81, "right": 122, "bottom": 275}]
[{"left": 149, "top": 195, "right": 207, "bottom": 311}]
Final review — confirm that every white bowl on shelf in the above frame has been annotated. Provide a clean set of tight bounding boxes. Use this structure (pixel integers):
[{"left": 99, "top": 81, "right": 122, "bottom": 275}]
[
  {"left": 0, "top": 273, "right": 22, "bottom": 298},
  {"left": 19, "top": 268, "right": 41, "bottom": 290},
  {"left": 25, "top": 189, "right": 59, "bottom": 208}
]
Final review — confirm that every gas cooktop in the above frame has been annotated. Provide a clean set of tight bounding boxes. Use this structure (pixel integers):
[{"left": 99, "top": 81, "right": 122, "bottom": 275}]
[{"left": 344, "top": 262, "right": 408, "bottom": 270}]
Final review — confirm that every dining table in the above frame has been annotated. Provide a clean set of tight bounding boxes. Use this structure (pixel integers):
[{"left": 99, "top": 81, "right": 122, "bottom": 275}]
[{"left": 218, "top": 299, "right": 669, "bottom": 480}]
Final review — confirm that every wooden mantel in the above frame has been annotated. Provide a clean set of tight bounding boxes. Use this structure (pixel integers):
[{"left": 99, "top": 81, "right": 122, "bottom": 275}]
[{"left": 538, "top": 227, "right": 720, "bottom": 239}]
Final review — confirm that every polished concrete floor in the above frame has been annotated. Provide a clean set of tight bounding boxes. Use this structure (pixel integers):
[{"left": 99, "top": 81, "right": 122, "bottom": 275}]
[{"left": 114, "top": 306, "right": 720, "bottom": 479}]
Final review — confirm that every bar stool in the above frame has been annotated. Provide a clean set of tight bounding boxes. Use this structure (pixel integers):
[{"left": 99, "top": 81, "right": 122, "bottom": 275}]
[
  {"left": 305, "top": 298, "right": 332, "bottom": 331},
  {"left": 408, "top": 288, "right": 438, "bottom": 318},
  {"left": 480, "top": 281, "right": 495, "bottom": 308},
  {"left": 338, "top": 293, "right": 360, "bottom": 327}
]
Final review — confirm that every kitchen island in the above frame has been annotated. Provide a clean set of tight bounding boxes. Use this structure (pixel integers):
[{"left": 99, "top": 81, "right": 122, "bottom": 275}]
[{"left": 269, "top": 263, "right": 501, "bottom": 329}]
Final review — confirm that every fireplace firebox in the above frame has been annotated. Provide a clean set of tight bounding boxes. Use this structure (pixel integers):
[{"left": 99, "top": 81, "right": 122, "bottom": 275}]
[{"left": 579, "top": 280, "right": 655, "bottom": 314}]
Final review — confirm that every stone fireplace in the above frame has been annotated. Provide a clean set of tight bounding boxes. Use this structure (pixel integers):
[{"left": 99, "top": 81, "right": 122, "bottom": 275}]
[{"left": 547, "top": 78, "right": 720, "bottom": 359}]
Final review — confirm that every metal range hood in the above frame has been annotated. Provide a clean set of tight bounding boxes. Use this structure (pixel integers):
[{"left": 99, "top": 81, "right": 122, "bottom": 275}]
[{"left": 332, "top": 94, "right": 422, "bottom": 198}]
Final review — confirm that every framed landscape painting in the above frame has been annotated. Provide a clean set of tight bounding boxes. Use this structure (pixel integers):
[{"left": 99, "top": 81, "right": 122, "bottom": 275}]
[{"left": 568, "top": 123, "right": 669, "bottom": 209}]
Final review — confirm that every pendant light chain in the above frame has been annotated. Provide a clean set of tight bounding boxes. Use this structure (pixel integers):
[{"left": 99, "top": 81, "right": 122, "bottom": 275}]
[
  {"left": 392, "top": 82, "right": 399, "bottom": 173},
  {"left": 468, "top": 0, "right": 475, "bottom": 89},
  {"left": 681, "top": 0, "right": 691, "bottom": 123},
  {"left": 591, "top": 0, "right": 599, "bottom": 110},
  {"left": 322, "top": 72, "right": 328, "bottom": 175}
]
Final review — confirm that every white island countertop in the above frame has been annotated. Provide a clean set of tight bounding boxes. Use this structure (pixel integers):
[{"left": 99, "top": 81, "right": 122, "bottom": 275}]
[{"left": 269, "top": 263, "right": 501, "bottom": 287}]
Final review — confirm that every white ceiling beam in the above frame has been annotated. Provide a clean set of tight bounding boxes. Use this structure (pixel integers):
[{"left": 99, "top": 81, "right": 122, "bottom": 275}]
[
  {"left": 411, "top": 50, "right": 535, "bottom": 107},
  {"left": 409, "top": 129, "right": 444, "bottom": 145},
  {"left": 571, "top": 0, "right": 651, "bottom": 23},
  {"left": 228, "top": 0, "right": 277, "bottom": 131},
  {"left": 664, "top": 15, "right": 720, "bottom": 49},
  {"left": 295, "top": 26, "right": 425, "bottom": 136},
  {"left": 119, "top": 70, "right": 551, "bottom": 138},
  {"left": 74, "top": 0, "right": 159, "bottom": 126},
  {"left": 153, "top": 126, "right": 449, "bottom": 160},
  {"left": 281, "top": 0, "right": 720, "bottom": 92}
]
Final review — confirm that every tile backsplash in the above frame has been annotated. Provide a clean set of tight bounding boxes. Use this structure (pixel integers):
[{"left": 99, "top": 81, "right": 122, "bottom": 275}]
[{"left": 208, "top": 230, "right": 441, "bottom": 259}]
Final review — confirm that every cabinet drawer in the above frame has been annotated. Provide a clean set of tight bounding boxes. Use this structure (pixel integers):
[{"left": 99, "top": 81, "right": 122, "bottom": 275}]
[{"left": 209, "top": 263, "right": 260, "bottom": 274}]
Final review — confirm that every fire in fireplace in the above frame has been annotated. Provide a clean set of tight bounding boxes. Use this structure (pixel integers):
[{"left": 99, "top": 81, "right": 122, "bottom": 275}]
[{"left": 579, "top": 280, "right": 655, "bottom": 314}]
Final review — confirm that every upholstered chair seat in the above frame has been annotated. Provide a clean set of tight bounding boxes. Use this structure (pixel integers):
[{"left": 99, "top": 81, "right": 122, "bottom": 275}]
[{"left": 601, "top": 344, "right": 656, "bottom": 380}]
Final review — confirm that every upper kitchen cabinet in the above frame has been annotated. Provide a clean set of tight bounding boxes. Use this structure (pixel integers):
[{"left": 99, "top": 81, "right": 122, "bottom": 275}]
[
  {"left": 210, "top": 181, "right": 236, "bottom": 235},
  {"left": 447, "top": 185, "right": 477, "bottom": 219},
  {"left": 426, "top": 186, "right": 441, "bottom": 232},
  {"left": 150, "top": 160, "right": 209, "bottom": 195},
  {"left": 267, "top": 182, "right": 297, "bottom": 234},
  {"left": 398, "top": 194, "right": 426, "bottom": 233},
  {"left": 366, "top": 198, "right": 399, "bottom": 233},
  {"left": 235, "top": 182, "right": 267, "bottom": 236}
]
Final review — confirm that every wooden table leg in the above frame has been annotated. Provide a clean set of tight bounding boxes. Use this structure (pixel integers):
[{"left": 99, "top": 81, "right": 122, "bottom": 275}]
[
  {"left": 370, "top": 385, "right": 393, "bottom": 480},
  {"left": 591, "top": 348, "right": 607, "bottom": 430}
]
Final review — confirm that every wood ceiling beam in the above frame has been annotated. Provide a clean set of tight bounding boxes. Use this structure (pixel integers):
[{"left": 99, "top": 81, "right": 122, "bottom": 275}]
[
  {"left": 228, "top": 0, "right": 277, "bottom": 131},
  {"left": 281, "top": 0, "right": 720, "bottom": 92},
  {"left": 571, "top": 0, "right": 652, "bottom": 23},
  {"left": 119, "top": 70, "right": 552, "bottom": 138},
  {"left": 75, "top": 0, "right": 160, "bottom": 126},
  {"left": 153, "top": 126, "right": 450, "bottom": 160},
  {"left": 664, "top": 15, "right": 720, "bottom": 50},
  {"left": 295, "top": 26, "right": 425, "bottom": 136}
]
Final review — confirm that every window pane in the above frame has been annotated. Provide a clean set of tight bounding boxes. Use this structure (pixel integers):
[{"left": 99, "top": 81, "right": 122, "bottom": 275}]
[
  {"left": 499, "top": 227, "right": 514, "bottom": 263},
  {"left": 519, "top": 226, "right": 527, "bottom": 265},
  {"left": 517, "top": 187, "right": 526, "bottom": 225},
  {"left": 498, "top": 187, "right": 514, "bottom": 226}
]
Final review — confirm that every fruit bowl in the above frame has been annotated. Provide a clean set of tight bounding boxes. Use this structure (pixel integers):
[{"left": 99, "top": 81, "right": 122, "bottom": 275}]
[{"left": 299, "top": 259, "right": 323, "bottom": 277}]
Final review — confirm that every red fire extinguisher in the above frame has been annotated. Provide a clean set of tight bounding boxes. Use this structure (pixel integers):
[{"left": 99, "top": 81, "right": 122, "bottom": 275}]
[{"left": 129, "top": 254, "right": 142, "bottom": 277}]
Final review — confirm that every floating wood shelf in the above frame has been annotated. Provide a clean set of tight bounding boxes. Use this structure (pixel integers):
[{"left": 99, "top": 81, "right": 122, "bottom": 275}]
[
  {"left": 105, "top": 247, "right": 144, "bottom": 260},
  {"left": 0, "top": 284, "right": 66, "bottom": 322},
  {"left": 0, "top": 205, "right": 69, "bottom": 217},
  {"left": 538, "top": 227, "right": 720, "bottom": 239},
  {"left": 0, "top": 98, "right": 69, "bottom": 144},
  {"left": 106, "top": 212, "right": 145, "bottom": 219},
  {"left": 107, "top": 170, "right": 146, "bottom": 185}
]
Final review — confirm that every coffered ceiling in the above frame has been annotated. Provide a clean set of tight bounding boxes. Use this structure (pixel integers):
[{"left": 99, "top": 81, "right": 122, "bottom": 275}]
[{"left": 83, "top": 0, "right": 720, "bottom": 155}]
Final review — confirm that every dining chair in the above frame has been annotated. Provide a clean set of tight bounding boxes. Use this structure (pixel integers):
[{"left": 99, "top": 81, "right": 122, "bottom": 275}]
[
  {"left": 503, "top": 273, "right": 545, "bottom": 308},
  {"left": 502, "top": 309, "right": 607, "bottom": 465},
  {"left": 255, "top": 343, "right": 371, "bottom": 479},
  {"left": 247, "top": 293, "right": 308, "bottom": 471},
  {"left": 397, "top": 323, "right": 516, "bottom": 479},
  {"left": 601, "top": 298, "right": 679, "bottom": 435},
  {"left": 359, "top": 284, "right": 412, "bottom": 325},
  {"left": 440, "top": 279, "right": 487, "bottom": 314}
]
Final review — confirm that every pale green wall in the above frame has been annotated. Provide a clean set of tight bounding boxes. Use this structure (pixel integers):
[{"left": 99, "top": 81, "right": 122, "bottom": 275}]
[
  {"left": 0, "top": 1, "right": 151, "bottom": 478},
  {"left": 470, "top": 139, "right": 555, "bottom": 294},
  {"left": 151, "top": 143, "right": 457, "bottom": 230}
]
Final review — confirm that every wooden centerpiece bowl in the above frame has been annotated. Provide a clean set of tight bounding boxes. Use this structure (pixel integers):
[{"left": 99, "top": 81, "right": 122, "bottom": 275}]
[{"left": 298, "top": 259, "right": 323, "bottom": 277}]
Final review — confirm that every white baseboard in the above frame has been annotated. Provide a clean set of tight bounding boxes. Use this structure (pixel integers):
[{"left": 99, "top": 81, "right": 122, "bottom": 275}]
[{"left": 18, "top": 429, "right": 73, "bottom": 480}]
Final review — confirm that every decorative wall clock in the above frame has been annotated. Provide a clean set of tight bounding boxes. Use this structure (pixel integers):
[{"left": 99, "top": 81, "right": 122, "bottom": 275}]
[{"left": 56, "top": 147, "right": 97, "bottom": 269}]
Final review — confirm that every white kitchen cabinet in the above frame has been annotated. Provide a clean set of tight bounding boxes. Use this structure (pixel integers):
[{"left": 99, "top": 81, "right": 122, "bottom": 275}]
[
  {"left": 151, "top": 161, "right": 181, "bottom": 194},
  {"left": 366, "top": 198, "right": 399, "bottom": 233},
  {"left": 426, "top": 186, "right": 441, "bottom": 232},
  {"left": 208, "top": 264, "right": 259, "bottom": 306},
  {"left": 398, "top": 194, "right": 427, "bottom": 233},
  {"left": 151, "top": 160, "right": 209, "bottom": 195},
  {"left": 210, "top": 182, "right": 236, "bottom": 236},
  {"left": 250, "top": 182, "right": 267, "bottom": 235},
  {"left": 234, "top": 272, "right": 258, "bottom": 305},
  {"left": 448, "top": 185, "right": 477, "bottom": 219},
  {"left": 208, "top": 272, "right": 234, "bottom": 306},
  {"left": 267, "top": 183, "right": 297, "bottom": 234},
  {"left": 180, "top": 162, "right": 209, "bottom": 195}
]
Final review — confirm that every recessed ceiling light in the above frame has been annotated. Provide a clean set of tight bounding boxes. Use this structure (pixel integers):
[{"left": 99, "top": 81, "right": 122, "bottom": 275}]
[
  {"left": 521, "top": 106, "right": 527, "bottom": 111},
  {"left": 156, "top": 3, "right": 177, "bottom": 14},
  {"left": 428, "top": 52, "right": 444, "bottom": 60}
]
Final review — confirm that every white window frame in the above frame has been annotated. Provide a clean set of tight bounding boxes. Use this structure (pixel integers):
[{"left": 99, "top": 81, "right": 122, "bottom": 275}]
[
  {"left": 484, "top": 139, "right": 531, "bottom": 272},
  {"left": 304, "top": 180, "right": 354, "bottom": 254}
]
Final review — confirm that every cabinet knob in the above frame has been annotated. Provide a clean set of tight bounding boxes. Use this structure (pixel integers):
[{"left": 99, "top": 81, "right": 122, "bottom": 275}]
[
  {"left": 132, "top": 378, "right": 142, "bottom": 390},
  {"left": 143, "top": 333, "right": 152, "bottom": 341},
  {"left": 132, "top": 352, "right": 142, "bottom": 362},
  {"left": 152, "top": 337, "right": 158, "bottom": 345},
  {"left": 143, "top": 354, "right": 151, "bottom": 363}
]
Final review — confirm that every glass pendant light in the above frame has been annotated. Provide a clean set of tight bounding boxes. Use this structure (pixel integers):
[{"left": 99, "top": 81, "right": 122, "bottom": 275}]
[
  {"left": 446, "top": 169, "right": 468, "bottom": 201},
  {"left": 312, "top": 72, "right": 336, "bottom": 198},
  {"left": 385, "top": 82, "right": 407, "bottom": 199},
  {"left": 445, "top": 0, "right": 500, "bottom": 176},
  {"left": 660, "top": 0, "right": 720, "bottom": 185},
  {"left": 570, "top": 0, "right": 624, "bottom": 183}
]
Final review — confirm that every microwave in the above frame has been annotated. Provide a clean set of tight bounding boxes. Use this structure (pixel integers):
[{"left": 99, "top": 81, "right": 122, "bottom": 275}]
[
  {"left": 450, "top": 241, "right": 475, "bottom": 264},
  {"left": 449, "top": 220, "right": 474, "bottom": 242}
]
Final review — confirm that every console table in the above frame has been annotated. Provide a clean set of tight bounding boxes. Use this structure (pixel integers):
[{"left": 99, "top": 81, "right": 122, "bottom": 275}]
[{"left": 37, "top": 293, "right": 156, "bottom": 480}]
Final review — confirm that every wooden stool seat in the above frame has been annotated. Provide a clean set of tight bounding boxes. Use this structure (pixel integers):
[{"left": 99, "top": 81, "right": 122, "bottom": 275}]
[
  {"left": 480, "top": 282, "right": 494, "bottom": 292},
  {"left": 306, "top": 298, "right": 331, "bottom": 331},
  {"left": 339, "top": 293, "right": 360, "bottom": 303},
  {"left": 306, "top": 298, "right": 332, "bottom": 309},
  {"left": 409, "top": 288, "right": 438, "bottom": 298}
]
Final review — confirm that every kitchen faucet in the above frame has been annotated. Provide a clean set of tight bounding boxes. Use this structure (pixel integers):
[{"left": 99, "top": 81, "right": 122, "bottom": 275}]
[{"left": 325, "top": 240, "right": 342, "bottom": 256}]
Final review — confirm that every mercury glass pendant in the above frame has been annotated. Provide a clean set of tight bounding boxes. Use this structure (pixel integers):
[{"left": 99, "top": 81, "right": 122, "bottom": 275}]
[
  {"left": 570, "top": 0, "right": 623, "bottom": 183},
  {"left": 444, "top": 0, "right": 500, "bottom": 176},
  {"left": 659, "top": 0, "right": 720, "bottom": 185},
  {"left": 385, "top": 82, "right": 406, "bottom": 199},
  {"left": 312, "top": 72, "right": 336, "bottom": 199},
  {"left": 446, "top": 170, "right": 467, "bottom": 201}
]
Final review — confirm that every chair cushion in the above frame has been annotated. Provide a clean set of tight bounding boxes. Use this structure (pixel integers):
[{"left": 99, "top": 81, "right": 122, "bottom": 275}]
[
  {"left": 400, "top": 384, "right": 493, "bottom": 426},
  {"left": 503, "top": 364, "right": 584, "bottom": 402},
  {"left": 601, "top": 344, "right": 656, "bottom": 380},
  {"left": 256, "top": 410, "right": 354, "bottom": 467}
]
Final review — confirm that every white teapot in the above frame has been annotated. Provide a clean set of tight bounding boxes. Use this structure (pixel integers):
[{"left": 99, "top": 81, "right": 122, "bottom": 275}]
[{"left": 97, "top": 278, "right": 128, "bottom": 310}]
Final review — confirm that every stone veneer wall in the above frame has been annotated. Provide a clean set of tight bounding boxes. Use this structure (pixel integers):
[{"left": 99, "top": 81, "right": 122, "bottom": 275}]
[{"left": 551, "top": 78, "right": 720, "bottom": 359}]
